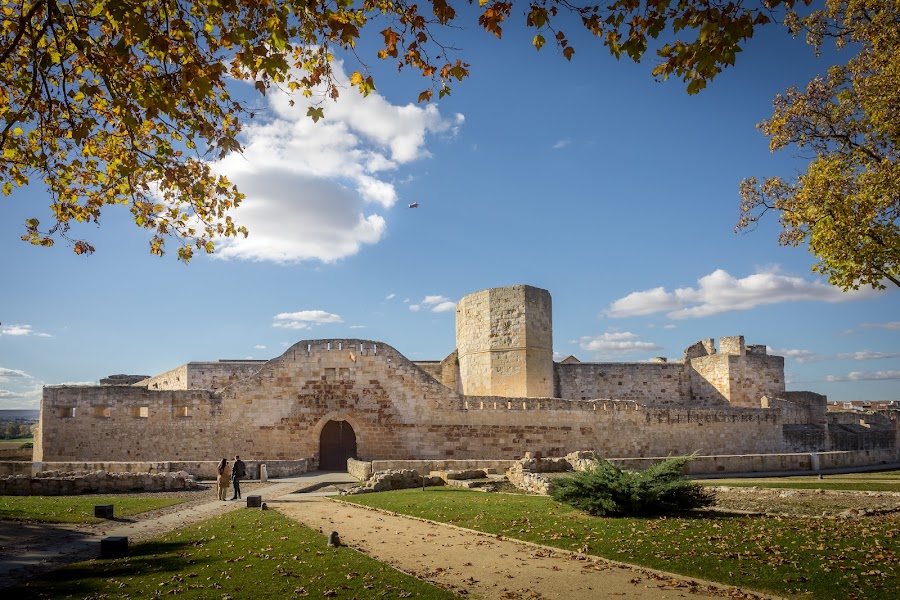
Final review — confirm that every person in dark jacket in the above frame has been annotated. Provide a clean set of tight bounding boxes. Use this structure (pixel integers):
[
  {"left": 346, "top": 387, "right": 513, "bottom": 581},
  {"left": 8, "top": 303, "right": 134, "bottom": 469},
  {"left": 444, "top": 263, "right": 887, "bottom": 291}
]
[{"left": 230, "top": 455, "right": 246, "bottom": 500}]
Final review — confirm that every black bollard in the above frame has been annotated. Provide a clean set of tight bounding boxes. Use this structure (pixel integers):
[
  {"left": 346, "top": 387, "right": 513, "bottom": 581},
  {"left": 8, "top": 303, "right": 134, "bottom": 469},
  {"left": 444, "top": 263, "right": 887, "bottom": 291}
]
[{"left": 100, "top": 536, "right": 128, "bottom": 558}]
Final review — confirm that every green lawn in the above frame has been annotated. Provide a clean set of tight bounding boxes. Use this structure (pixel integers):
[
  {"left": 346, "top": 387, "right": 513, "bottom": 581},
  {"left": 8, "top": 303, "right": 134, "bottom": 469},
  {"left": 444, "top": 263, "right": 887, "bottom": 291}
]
[
  {"left": 0, "top": 495, "right": 190, "bottom": 523},
  {"left": 343, "top": 487, "right": 899, "bottom": 600},
  {"left": 11, "top": 508, "right": 456, "bottom": 599}
]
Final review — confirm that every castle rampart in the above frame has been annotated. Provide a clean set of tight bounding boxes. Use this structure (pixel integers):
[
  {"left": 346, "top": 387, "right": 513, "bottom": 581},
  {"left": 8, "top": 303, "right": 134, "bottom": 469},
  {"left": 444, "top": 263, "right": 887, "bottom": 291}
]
[{"left": 33, "top": 285, "right": 898, "bottom": 473}]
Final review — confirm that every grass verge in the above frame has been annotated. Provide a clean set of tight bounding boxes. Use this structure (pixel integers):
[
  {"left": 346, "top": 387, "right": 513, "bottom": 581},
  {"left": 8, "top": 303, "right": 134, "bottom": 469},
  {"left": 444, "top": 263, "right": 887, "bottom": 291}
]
[
  {"left": 343, "top": 487, "right": 899, "bottom": 599},
  {"left": 702, "top": 480, "right": 900, "bottom": 492},
  {"left": 11, "top": 508, "right": 456, "bottom": 599},
  {"left": 0, "top": 495, "right": 189, "bottom": 523},
  {"left": 700, "top": 471, "right": 900, "bottom": 492}
]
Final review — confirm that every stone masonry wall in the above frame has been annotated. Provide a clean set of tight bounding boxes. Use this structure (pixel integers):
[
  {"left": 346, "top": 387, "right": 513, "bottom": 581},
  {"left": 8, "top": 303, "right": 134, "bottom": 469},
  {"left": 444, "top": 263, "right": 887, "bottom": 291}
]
[
  {"left": 456, "top": 285, "right": 553, "bottom": 397},
  {"left": 145, "top": 361, "right": 266, "bottom": 391},
  {"left": 688, "top": 353, "right": 784, "bottom": 407},
  {"left": 36, "top": 386, "right": 223, "bottom": 461},
  {"left": 726, "top": 354, "right": 786, "bottom": 407},
  {"left": 0, "top": 470, "right": 200, "bottom": 496},
  {"left": 37, "top": 338, "right": 895, "bottom": 468},
  {"left": 555, "top": 362, "right": 692, "bottom": 405}
]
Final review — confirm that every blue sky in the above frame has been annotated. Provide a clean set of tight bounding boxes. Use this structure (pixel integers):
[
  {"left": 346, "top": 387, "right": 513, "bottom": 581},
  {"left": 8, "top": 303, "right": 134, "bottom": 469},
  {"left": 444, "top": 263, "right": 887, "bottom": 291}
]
[{"left": 1, "top": 17, "right": 897, "bottom": 409}]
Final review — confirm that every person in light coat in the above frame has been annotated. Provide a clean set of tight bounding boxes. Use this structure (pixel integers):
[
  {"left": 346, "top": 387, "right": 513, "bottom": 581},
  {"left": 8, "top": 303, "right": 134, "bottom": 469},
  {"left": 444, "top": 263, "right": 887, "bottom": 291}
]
[{"left": 216, "top": 458, "right": 231, "bottom": 501}]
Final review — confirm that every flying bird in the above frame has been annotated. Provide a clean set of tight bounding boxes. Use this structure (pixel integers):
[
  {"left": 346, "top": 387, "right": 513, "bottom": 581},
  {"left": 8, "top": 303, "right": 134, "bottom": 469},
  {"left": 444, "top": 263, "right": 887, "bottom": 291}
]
[{"left": 408, "top": 202, "right": 419, "bottom": 209}]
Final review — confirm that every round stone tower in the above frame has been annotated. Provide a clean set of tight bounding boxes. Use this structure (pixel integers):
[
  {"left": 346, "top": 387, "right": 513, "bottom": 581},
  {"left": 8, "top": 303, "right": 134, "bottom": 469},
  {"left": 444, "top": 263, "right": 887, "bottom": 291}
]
[{"left": 455, "top": 285, "right": 553, "bottom": 398}]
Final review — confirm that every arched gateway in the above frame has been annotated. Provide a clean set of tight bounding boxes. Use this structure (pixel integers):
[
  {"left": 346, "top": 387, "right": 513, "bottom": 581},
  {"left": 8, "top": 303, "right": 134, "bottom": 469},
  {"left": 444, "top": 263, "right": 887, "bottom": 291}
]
[{"left": 318, "top": 420, "right": 357, "bottom": 471}]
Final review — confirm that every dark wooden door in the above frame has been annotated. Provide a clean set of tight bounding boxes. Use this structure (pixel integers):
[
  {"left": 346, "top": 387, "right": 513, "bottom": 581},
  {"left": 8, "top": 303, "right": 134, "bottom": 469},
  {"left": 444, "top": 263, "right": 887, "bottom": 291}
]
[{"left": 319, "top": 420, "right": 357, "bottom": 471}]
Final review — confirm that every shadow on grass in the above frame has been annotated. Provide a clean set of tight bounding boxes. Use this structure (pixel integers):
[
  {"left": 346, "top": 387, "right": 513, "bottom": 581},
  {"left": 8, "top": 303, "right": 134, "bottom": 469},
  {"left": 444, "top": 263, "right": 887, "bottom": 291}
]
[{"left": 14, "top": 540, "right": 203, "bottom": 597}]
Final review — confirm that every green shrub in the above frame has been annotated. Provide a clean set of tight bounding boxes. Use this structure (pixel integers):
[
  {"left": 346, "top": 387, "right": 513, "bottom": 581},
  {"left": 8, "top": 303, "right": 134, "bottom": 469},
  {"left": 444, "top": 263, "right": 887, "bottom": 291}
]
[{"left": 550, "top": 454, "right": 714, "bottom": 516}]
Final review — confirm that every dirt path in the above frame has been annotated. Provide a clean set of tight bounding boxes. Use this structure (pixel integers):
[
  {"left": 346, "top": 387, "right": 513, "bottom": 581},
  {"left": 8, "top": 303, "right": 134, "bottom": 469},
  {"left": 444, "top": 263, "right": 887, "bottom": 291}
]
[{"left": 271, "top": 495, "right": 778, "bottom": 600}]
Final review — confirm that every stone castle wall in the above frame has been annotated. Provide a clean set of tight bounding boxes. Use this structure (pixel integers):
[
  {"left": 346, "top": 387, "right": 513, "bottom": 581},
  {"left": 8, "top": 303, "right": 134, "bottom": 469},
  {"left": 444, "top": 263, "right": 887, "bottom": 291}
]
[
  {"left": 36, "top": 339, "right": 883, "bottom": 467},
  {"left": 33, "top": 284, "right": 898, "bottom": 472},
  {"left": 554, "top": 362, "right": 692, "bottom": 405},
  {"left": 145, "top": 361, "right": 266, "bottom": 390}
]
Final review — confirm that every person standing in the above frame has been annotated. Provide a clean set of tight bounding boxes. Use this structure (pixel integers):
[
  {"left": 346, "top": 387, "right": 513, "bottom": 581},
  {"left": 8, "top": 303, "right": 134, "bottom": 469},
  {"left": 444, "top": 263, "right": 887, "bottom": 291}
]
[
  {"left": 216, "top": 458, "right": 231, "bottom": 501},
  {"left": 231, "top": 455, "right": 246, "bottom": 500}
]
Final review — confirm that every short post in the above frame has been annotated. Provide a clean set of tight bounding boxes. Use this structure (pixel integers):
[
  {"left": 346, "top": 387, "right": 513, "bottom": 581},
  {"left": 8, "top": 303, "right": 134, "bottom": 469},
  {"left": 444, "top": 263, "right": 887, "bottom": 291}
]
[
  {"left": 100, "top": 536, "right": 128, "bottom": 558},
  {"left": 94, "top": 504, "right": 114, "bottom": 519},
  {"left": 260, "top": 463, "right": 268, "bottom": 483},
  {"left": 246, "top": 495, "right": 262, "bottom": 508}
]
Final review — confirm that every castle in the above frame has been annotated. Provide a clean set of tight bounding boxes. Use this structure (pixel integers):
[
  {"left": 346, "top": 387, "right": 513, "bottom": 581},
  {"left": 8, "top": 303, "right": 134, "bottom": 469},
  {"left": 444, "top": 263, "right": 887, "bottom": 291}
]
[{"left": 33, "top": 285, "right": 899, "bottom": 475}]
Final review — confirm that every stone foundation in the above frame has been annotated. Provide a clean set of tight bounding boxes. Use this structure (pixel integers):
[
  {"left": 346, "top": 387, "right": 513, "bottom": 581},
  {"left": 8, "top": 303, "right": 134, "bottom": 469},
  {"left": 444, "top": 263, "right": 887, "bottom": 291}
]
[
  {"left": 0, "top": 459, "right": 312, "bottom": 479},
  {"left": 0, "top": 470, "right": 201, "bottom": 496}
]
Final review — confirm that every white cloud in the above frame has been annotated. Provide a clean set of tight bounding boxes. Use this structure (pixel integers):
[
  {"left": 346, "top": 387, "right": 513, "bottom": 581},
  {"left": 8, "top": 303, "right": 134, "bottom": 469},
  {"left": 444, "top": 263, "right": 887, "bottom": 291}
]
[
  {"left": 349, "top": 325, "right": 367, "bottom": 329},
  {"left": 606, "top": 268, "right": 875, "bottom": 319},
  {"left": 0, "top": 324, "right": 51, "bottom": 337},
  {"left": 552, "top": 138, "right": 571, "bottom": 150},
  {"left": 0, "top": 376, "right": 43, "bottom": 409},
  {"left": 209, "top": 61, "right": 463, "bottom": 263},
  {"left": 385, "top": 293, "right": 396, "bottom": 300},
  {"left": 272, "top": 310, "right": 343, "bottom": 329},
  {"left": 432, "top": 301, "right": 456, "bottom": 313},
  {"left": 0, "top": 368, "right": 32, "bottom": 382},
  {"left": 576, "top": 332, "right": 662, "bottom": 358},
  {"left": 769, "top": 347, "right": 826, "bottom": 364},
  {"left": 861, "top": 321, "right": 900, "bottom": 330},
  {"left": 411, "top": 295, "right": 456, "bottom": 313},
  {"left": 836, "top": 351, "right": 900, "bottom": 361},
  {"left": 826, "top": 370, "right": 900, "bottom": 382},
  {"left": 253, "top": 345, "right": 267, "bottom": 350}
]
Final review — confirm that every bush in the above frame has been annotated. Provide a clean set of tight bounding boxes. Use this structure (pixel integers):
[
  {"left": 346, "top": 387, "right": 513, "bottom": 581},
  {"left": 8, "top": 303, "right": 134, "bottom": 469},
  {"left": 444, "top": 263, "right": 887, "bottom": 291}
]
[{"left": 550, "top": 455, "right": 714, "bottom": 516}]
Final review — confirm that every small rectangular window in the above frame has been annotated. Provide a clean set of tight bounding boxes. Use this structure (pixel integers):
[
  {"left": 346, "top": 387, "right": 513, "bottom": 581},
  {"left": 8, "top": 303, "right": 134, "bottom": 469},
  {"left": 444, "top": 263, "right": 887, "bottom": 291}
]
[
  {"left": 324, "top": 368, "right": 336, "bottom": 380},
  {"left": 339, "top": 368, "right": 350, "bottom": 380},
  {"left": 130, "top": 406, "right": 149, "bottom": 418},
  {"left": 92, "top": 406, "right": 112, "bottom": 419},
  {"left": 58, "top": 407, "right": 75, "bottom": 418},
  {"left": 175, "top": 406, "right": 190, "bottom": 418}
]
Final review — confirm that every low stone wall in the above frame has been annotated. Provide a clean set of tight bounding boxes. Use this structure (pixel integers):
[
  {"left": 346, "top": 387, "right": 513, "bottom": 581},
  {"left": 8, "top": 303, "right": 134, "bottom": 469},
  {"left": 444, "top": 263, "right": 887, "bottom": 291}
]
[
  {"left": 0, "top": 470, "right": 201, "bottom": 496},
  {"left": 0, "top": 459, "right": 312, "bottom": 479},
  {"left": 0, "top": 448, "right": 32, "bottom": 461},
  {"left": 343, "top": 469, "right": 445, "bottom": 495},
  {"left": 507, "top": 467, "right": 556, "bottom": 495},
  {"left": 506, "top": 448, "right": 900, "bottom": 495},
  {"left": 611, "top": 449, "right": 900, "bottom": 475},
  {"left": 347, "top": 458, "right": 372, "bottom": 481},
  {"left": 369, "top": 459, "right": 517, "bottom": 474}
]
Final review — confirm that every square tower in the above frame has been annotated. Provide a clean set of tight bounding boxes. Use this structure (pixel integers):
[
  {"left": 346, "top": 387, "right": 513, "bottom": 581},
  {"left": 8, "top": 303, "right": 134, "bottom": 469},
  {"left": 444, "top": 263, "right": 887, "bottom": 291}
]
[{"left": 455, "top": 285, "right": 553, "bottom": 397}]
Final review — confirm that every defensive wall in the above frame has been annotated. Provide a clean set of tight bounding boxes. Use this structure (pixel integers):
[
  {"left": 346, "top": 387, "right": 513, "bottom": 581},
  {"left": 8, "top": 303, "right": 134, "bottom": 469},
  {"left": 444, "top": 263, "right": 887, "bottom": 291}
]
[
  {"left": 35, "top": 338, "right": 898, "bottom": 470},
  {"left": 32, "top": 284, "right": 900, "bottom": 475}
]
